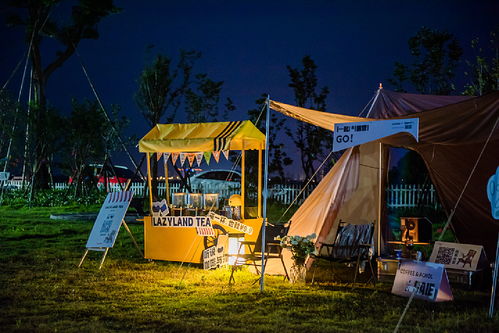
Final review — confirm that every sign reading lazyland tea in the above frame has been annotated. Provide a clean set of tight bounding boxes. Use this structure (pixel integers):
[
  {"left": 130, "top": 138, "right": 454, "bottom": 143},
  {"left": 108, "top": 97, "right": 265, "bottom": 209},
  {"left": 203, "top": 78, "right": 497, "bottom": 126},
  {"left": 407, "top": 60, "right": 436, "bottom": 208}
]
[
  {"left": 152, "top": 215, "right": 213, "bottom": 228},
  {"left": 392, "top": 260, "right": 453, "bottom": 302}
]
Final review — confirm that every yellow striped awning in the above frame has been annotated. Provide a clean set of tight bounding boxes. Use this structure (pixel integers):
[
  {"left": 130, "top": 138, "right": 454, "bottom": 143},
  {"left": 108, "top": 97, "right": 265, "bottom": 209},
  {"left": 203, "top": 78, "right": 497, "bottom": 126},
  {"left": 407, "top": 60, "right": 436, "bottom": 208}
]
[{"left": 138, "top": 120, "right": 265, "bottom": 153}]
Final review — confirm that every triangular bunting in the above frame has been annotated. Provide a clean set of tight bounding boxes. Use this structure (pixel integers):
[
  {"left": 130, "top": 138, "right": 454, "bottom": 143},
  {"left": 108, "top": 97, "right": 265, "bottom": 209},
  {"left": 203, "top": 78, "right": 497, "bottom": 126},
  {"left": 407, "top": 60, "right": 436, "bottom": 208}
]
[
  {"left": 163, "top": 152, "right": 171, "bottom": 162},
  {"left": 222, "top": 150, "right": 230, "bottom": 160},
  {"left": 203, "top": 152, "right": 212, "bottom": 165},
  {"left": 187, "top": 154, "right": 195, "bottom": 167},
  {"left": 212, "top": 151, "right": 221, "bottom": 163},
  {"left": 195, "top": 153, "right": 203, "bottom": 166},
  {"left": 171, "top": 153, "right": 179, "bottom": 165},
  {"left": 156, "top": 152, "right": 162, "bottom": 161},
  {"left": 179, "top": 153, "right": 187, "bottom": 166}
]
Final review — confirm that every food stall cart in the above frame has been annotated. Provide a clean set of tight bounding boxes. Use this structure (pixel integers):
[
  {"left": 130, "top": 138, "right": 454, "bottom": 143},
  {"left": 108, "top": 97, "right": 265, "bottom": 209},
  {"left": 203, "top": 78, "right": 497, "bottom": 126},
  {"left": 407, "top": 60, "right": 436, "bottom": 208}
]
[{"left": 138, "top": 120, "right": 265, "bottom": 264}]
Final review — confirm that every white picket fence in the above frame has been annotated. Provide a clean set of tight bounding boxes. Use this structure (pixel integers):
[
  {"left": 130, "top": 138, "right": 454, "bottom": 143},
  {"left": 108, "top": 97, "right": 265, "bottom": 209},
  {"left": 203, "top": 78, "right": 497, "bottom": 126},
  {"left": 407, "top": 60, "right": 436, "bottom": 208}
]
[
  {"left": 385, "top": 184, "right": 439, "bottom": 209},
  {"left": 3, "top": 180, "right": 438, "bottom": 208}
]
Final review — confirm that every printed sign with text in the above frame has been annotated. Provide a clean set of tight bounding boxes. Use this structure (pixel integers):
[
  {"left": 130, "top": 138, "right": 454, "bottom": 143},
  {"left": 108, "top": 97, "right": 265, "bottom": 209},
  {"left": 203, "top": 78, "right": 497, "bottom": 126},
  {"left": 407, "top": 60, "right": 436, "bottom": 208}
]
[
  {"left": 392, "top": 260, "right": 453, "bottom": 302},
  {"left": 333, "top": 118, "right": 419, "bottom": 152},
  {"left": 86, "top": 191, "right": 133, "bottom": 249}
]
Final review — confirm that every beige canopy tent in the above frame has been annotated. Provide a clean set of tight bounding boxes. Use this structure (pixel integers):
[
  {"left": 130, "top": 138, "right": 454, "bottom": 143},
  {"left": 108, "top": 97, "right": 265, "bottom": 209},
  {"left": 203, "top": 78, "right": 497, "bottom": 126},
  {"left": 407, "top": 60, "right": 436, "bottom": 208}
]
[{"left": 270, "top": 89, "right": 499, "bottom": 262}]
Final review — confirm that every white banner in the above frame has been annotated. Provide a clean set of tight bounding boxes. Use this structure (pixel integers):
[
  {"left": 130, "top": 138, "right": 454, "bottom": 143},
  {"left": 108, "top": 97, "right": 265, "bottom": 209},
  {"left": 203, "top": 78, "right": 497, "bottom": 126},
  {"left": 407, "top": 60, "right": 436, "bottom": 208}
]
[
  {"left": 86, "top": 191, "right": 133, "bottom": 249},
  {"left": 392, "top": 260, "right": 453, "bottom": 302},
  {"left": 333, "top": 118, "right": 419, "bottom": 152},
  {"left": 429, "top": 241, "right": 486, "bottom": 272},
  {"left": 207, "top": 211, "right": 253, "bottom": 235},
  {"left": 0, "top": 172, "right": 10, "bottom": 181}
]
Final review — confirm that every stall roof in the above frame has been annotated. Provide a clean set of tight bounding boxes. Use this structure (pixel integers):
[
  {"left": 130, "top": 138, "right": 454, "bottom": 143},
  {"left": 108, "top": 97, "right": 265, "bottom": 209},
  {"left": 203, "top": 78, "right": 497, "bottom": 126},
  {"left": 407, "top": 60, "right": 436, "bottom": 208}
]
[{"left": 139, "top": 120, "right": 265, "bottom": 153}]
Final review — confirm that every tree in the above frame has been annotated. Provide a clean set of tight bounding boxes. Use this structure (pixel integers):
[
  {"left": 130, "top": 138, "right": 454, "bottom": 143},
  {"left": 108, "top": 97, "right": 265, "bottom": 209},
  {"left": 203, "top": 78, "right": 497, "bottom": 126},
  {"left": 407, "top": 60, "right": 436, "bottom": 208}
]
[
  {"left": 65, "top": 99, "right": 127, "bottom": 197},
  {"left": 248, "top": 94, "right": 292, "bottom": 183},
  {"left": 463, "top": 28, "right": 499, "bottom": 96},
  {"left": 185, "top": 74, "right": 223, "bottom": 123},
  {"left": 6, "top": 0, "right": 119, "bottom": 189},
  {"left": 286, "top": 56, "right": 331, "bottom": 181},
  {"left": 389, "top": 26, "right": 463, "bottom": 95},
  {"left": 135, "top": 51, "right": 222, "bottom": 196}
]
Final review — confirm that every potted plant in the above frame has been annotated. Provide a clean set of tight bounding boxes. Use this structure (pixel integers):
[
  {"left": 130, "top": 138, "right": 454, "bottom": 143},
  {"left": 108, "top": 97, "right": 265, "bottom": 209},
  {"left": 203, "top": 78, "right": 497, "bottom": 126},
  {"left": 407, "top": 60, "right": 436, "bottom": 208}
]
[{"left": 277, "top": 233, "right": 317, "bottom": 282}]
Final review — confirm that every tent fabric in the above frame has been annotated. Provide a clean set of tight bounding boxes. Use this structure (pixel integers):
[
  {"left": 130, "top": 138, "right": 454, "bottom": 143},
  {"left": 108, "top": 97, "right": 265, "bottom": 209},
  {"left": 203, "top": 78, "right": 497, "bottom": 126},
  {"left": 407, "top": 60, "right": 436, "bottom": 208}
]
[
  {"left": 270, "top": 100, "right": 369, "bottom": 132},
  {"left": 276, "top": 89, "right": 499, "bottom": 259},
  {"left": 369, "top": 89, "right": 473, "bottom": 119},
  {"left": 288, "top": 147, "right": 360, "bottom": 244},
  {"left": 139, "top": 120, "right": 265, "bottom": 153}
]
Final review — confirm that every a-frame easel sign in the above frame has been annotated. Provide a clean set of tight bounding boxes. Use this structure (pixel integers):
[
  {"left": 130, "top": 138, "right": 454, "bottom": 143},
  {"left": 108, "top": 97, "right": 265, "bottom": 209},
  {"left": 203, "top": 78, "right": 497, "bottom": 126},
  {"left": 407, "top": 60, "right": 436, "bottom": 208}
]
[{"left": 78, "top": 191, "right": 142, "bottom": 269}]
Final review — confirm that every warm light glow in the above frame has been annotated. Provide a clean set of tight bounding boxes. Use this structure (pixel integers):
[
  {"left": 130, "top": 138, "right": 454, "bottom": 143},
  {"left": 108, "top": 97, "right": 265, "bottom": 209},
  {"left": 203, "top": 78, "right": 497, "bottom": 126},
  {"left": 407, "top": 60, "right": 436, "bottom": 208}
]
[{"left": 228, "top": 235, "right": 245, "bottom": 265}]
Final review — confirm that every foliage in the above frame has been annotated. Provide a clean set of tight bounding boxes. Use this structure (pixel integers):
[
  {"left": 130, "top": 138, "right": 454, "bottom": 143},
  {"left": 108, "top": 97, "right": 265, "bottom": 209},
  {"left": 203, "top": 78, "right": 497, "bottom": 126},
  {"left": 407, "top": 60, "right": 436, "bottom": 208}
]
[
  {"left": 1, "top": 188, "right": 106, "bottom": 207},
  {"left": 463, "top": 28, "right": 499, "bottom": 96},
  {"left": 5, "top": 0, "right": 119, "bottom": 190},
  {"left": 64, "top": 99, "right": 128, "bottom": 197},
  {"left": 186, "top": 74, "right": 224, "bottom": 123},
  {"left": 286, "top": 56, "right": 331, "bottom": 180},
  {"left": 389, "top": 26, "right": 463, "bottom": 95},
  {"left": 278, "top": 233, "right": 317, "bottom": 265},
  {"left": 0, "top": 90, "right": 23, "bottom": 171},
  {"left": 0, "top": 207, "right": 497, "bottom": 332},
  {"left": 135, "top": 51, "right": 206, "bottom": 196}
]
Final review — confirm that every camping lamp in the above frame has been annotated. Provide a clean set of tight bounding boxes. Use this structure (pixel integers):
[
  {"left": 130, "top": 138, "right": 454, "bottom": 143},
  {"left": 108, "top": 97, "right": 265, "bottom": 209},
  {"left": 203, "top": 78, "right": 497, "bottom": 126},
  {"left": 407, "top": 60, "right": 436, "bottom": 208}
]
[{"left": 228, "top": 233, "right": 245, "bottom": 266}]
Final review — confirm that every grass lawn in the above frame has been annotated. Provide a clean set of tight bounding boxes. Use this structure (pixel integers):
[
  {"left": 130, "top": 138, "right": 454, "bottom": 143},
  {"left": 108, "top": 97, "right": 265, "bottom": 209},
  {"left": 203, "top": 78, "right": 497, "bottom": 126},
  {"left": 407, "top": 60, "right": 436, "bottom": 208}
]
[{"left": 0, "top": 206, "right": 497, "bottom": 332}]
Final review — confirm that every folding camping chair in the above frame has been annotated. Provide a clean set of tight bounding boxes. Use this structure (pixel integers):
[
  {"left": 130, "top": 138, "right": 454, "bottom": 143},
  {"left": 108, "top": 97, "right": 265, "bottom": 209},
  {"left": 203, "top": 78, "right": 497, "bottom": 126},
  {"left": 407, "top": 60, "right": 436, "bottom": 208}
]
[
  {"left": 312, "top": 221, "right": 376, "bottom": 286},
  {"left": 228, "top": 223, "right": 290, "bottom": 285}
]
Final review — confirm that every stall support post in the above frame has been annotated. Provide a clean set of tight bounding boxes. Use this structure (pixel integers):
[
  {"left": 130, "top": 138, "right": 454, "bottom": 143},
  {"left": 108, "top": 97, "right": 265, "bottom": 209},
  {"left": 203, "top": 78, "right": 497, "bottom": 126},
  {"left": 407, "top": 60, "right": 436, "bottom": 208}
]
[
  {"left": 241, "top": 145, "right": 245, "bottom": 219},
  {"left": 258, "top": 148, "right": 262, "bottom": 218},
  {"left": 260, "top": 95, "right": 270, "bottom": 292},
  {"left": 146, "top": 153, "right": 153, "bottom": 212},
  {"left": 164, "top": 154, "right": 170, "bottom": 205}
]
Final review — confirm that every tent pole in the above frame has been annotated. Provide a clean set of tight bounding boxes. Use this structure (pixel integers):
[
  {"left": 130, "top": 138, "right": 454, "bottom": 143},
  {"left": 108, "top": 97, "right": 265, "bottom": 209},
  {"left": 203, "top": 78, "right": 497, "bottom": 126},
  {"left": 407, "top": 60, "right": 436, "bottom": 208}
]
[
  {"left": 260, "top": 95, "right": 270, "bottom": 292},
  {"left": 366, "top": 84, "right": 382, "bottom": 118},
  {"left": 258, "top": 149, "right": 262, "bottom": 217},
  {"left": 377, "top": 142, "right": 383, "bottom": 256}
]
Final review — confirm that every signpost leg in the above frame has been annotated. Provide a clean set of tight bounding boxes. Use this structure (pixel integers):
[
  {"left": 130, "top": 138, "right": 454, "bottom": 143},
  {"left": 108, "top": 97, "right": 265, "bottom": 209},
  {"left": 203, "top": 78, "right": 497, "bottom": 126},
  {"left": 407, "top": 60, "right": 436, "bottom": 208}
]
[
  {"left": 122, "top": 220, "right": 144, "bottom": 257},
  {"left": 489, "top": 232, "right": 499, "bottom": 318},
  {"left": 78, "top": 249, "right": 89, "bottom": 268},
  {"left": 99, "top": 248, "right": 109, "bottom": 270}
]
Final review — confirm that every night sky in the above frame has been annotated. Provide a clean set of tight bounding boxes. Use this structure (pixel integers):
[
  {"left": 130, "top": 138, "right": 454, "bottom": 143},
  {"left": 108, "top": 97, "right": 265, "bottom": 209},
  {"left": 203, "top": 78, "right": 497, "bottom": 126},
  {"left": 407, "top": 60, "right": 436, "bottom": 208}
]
[{"left": 1, "top": 0, "right": 498, "bottom": 178}]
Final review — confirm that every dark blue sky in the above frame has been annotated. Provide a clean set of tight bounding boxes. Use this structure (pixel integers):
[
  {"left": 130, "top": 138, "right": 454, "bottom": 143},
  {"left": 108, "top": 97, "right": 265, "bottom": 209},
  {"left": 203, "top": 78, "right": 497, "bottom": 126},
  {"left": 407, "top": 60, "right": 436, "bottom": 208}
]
[{"left": 1, "top": 0, "right": 498, "bottom": 178}]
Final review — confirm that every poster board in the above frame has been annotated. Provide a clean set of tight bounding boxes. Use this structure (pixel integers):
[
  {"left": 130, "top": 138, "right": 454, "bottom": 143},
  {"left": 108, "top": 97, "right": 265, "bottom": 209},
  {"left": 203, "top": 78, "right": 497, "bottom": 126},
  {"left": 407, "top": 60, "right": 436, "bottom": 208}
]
[
  {"left": 86, "top": 191, "right": 133, "bottom": 249},
  {"left": 203, "top": 235, "right": 228, "bottom": 270},
  {"left": 392, "top": 260, "right": 453, "bottom": 302},
  {"left": 333, "top": 118, "right": 419, "bottom": 152},
  {"left": 429, "top": 241, "right": 487, "bottom": 271}
]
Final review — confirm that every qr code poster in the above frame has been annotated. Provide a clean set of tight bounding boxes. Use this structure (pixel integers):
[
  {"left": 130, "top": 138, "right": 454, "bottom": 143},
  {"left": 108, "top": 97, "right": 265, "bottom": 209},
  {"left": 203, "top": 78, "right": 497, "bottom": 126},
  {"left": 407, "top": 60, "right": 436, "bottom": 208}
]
[
  {"left": 429, "top": 241, "right": 486, "bottom": 272},
  {"left": 86, "top": 191, "right": 133, "bottom": 249}
]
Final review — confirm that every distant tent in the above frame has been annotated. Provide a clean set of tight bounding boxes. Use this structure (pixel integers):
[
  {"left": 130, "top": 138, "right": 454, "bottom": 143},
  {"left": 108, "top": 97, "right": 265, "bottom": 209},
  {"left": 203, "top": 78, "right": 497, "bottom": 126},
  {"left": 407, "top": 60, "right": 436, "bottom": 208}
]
[{"left": 271, "top": 89, "right": 499, "bottom": 259}]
